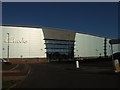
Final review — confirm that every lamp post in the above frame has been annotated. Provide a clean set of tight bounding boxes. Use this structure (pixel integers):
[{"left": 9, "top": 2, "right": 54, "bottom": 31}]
[{"left": 7, "top": 33, "right": 10, "bottom": 62}]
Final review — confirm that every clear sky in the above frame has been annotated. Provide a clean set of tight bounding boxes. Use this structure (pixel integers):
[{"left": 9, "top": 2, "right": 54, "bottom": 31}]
[{"left": 2, "top": 2, "right": 118, "bottom": 38}]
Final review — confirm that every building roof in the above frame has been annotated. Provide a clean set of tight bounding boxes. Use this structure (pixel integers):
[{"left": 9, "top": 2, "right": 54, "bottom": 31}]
[{"left": 1, "top": 24, "right": 112, "bottom": 39}]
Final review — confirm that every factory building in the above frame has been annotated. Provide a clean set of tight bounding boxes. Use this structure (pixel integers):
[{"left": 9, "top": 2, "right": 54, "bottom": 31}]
[{"left": 0, "top": 25, "right": 119, "bottom": 63}]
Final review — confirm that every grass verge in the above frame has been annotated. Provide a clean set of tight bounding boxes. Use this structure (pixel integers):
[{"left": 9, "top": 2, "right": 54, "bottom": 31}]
[{"left": 2, "top": 80, "right": 21, "bottom": 89}]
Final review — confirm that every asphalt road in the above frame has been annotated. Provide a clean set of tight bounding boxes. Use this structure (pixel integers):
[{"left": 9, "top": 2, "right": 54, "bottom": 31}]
[{"left": 15, "top": 61, "right": 120, "bottom": 88}]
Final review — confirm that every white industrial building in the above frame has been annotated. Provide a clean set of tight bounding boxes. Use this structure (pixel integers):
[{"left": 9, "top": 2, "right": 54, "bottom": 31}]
[{"left": 0, "top": 25, "right": 119, "bottom": 63}]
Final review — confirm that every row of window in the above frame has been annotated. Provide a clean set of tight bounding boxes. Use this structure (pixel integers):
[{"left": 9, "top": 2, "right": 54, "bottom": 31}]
[
  {"left": 47, "top": 52, "right": 69, "bottom": 55},
  {"left": 45, "top": 39, "right": 74, "bottom": 57},
  {"left": 45, "top": 40, "right": 74, "bottom": 44},
  {"left": 46, "top": 49, "right": 71, "bottom": 52},
  {"left": 46, "top": 44, "right": 74, "bottom": 49}
]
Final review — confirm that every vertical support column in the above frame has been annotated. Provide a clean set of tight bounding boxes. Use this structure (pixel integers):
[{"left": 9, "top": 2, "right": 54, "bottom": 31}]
[
  {"left": 110, "top": 44, "right": 114, "bottom": 61},
  {"left": 7, "top": 33, "right": 10, "bottom": 62},
  {"left": 104, "top": 37, "right": 107, "bottom": 57}
]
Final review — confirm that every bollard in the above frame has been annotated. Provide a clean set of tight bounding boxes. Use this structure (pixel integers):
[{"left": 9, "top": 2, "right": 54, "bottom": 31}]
[
  {"left": 76, "top": 60, "right": 80, "bottom": 69},
  {"left": 114, "top": 59, "right": 120, "bottom": 72}
]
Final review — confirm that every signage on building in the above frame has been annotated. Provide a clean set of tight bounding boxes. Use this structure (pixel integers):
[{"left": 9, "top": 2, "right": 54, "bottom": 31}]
[{"left": 4, "top": 36, "right": 28, "bottom": 44}]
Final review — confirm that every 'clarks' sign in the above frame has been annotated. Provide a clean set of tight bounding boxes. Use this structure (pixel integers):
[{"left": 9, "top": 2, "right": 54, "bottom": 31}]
[{"left": 4, "top": 36, "right": 28, "bottom": 44}]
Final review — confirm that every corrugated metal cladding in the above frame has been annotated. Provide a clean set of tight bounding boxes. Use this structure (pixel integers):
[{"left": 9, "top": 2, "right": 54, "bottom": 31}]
[{"left": 42, "top": 27, "right": 75, "bottom": 41}]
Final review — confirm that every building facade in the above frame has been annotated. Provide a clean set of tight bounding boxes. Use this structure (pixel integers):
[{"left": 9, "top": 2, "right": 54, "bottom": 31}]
[{"left": 0, "top": 25, "right": 119, "bottom": 63}]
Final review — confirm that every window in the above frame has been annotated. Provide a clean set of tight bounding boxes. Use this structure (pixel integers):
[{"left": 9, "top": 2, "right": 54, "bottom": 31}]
[{"left": 45, "top": 39, "right": 75, "bottom": 60}]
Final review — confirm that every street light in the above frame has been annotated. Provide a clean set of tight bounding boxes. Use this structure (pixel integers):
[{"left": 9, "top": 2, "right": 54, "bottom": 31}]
[{"left": 7, "top": 33, "right": 10, "bottom": 62}]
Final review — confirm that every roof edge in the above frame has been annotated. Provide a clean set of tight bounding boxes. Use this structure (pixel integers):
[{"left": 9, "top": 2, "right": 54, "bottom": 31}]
[
  {"left": 1, "top": 24, "right": 113, "bottom": 39},
  {"left": 1, "top": 24, "right": 43, "bottom": 29}
]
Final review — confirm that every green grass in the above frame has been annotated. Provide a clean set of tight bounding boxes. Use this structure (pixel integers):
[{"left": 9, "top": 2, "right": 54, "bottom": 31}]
[{"left": 2, "top": 80, "right": 21, "bottom": 89}]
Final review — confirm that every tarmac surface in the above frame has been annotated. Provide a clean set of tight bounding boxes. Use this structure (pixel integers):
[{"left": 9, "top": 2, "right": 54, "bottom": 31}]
[{"left": 15, "top": 61, "right": 120, "bottom": 88}]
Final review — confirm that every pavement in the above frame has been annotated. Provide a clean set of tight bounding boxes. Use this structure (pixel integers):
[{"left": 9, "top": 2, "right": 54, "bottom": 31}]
[{"left": 14, "top": 61, "right": 120, "bottom": 88}]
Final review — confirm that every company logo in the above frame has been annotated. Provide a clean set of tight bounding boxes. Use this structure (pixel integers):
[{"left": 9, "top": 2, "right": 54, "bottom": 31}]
[{"left": 4, "top": 36, "right": 28, "bottom": 44}]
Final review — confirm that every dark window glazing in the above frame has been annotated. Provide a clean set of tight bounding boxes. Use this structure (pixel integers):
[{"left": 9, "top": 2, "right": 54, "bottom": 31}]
[{"left": 44, "top": 39, "right": 74, "bottom": 61}]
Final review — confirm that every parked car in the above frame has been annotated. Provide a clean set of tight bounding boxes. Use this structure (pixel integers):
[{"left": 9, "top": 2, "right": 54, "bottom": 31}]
[
  {"left": 0, "top": 58, "right": 7, "bottom": 63},
  {"left": 113, "top": 52, "right": 120, "bottom": 61}
]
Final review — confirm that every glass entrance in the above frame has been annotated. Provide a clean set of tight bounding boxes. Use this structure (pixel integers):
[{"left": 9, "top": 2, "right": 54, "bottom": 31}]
[{"left": 45, "top": 39, "right": 74, "bottom": 61}]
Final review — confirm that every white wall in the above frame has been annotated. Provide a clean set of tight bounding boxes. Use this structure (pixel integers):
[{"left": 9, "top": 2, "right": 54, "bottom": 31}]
[
  {"left": 0, "top": 26, "right": 2, "bottom": 58},
  {"left": 112, "top": 44, "right": 120, "bottom": 53},
  {"left": 106, "top": 39, "right": 120, "bottom": 55},
  {"left": 74, "top": 33, "right": 104, "bottom": 57},
  {"left": 2, "top": 26, "right": 46, "bottom": 58}
]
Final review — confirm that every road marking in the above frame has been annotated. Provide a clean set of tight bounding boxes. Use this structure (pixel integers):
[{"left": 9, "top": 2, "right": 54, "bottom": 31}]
[
  {"left": 8, "top": 64, "right": 31, "bottom": 89},
  {"left": 9, "top": 64, "right": 19, "bottom": 71}
]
